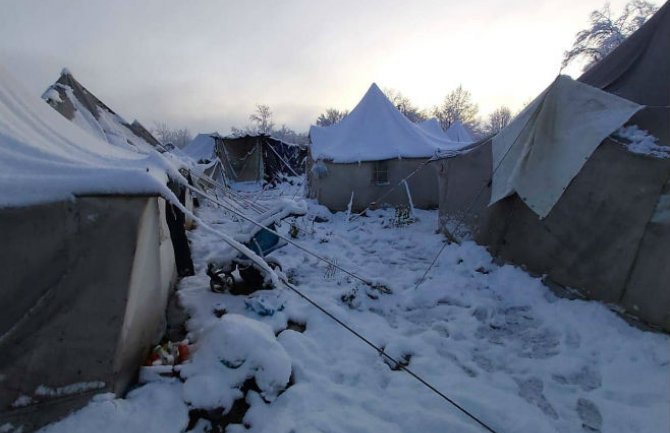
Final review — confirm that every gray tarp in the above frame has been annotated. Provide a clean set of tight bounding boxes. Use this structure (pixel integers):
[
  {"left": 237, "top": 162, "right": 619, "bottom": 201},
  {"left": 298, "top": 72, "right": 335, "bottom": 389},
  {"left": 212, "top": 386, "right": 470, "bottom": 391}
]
[{"left": 491, "top": 76, "right": 641, "bottom": 218}]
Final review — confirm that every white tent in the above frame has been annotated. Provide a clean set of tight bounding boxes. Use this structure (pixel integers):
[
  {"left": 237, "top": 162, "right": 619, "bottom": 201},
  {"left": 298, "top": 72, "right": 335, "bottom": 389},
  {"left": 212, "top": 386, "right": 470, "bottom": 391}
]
[
  {"left": 308, "top": 83, "right": 467, "bottom": 211},
  {"left": 445, "top": 121, "right": 473, "bottom": 143},
  {"left": 310, "top": 83, "right": 464, "bottom": 163},
  {"left": 183, "top": 132, "right": 223, "bottom": 163},
  {"left": 418, "top": 118, "right": 447, "bottom": 137},
  {"left": 0, "top": 66, "right": 180, "bottom": 430}
]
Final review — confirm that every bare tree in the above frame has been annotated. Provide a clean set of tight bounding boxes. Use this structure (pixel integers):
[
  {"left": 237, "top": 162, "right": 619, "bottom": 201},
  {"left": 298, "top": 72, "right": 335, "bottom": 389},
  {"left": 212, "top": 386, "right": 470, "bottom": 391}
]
[
  {"left": 273, "top": 124, "right": 309, "bottom": 144},
  {"left": 152, "top": 121, "right": 192, "bottom": 148},
  {"left": 484, "top": 106, "right": 513, "bottom": 135},
  {"left": 383, "top": 88, "right": 427, "bottom": 123},
  {"left": 432, "top": 85, "right": 479, "bottom": 131},
  {"left": 316, "top": 108, "right": 349, "bottom": 127},
  {"left": 562, "top": 0, "right": 658, "bottom": 71},
  {"left": 249, "top": 104, "right": 274, "bottom": 134}
]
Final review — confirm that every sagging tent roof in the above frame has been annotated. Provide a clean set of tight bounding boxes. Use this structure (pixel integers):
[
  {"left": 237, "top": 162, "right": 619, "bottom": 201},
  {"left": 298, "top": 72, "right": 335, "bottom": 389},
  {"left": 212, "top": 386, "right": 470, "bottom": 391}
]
[
  {"left": 219, "top": 134, "right": 308, "bottom": 182},
  {"left": 445, "top": 121, "right": 474, "bottom": 143},
  {"left": 0, "top": 66, "right": 168, "bottom": 208},
  {"left": 42, "top": 69, "right": 163, "bottom": 154},
  {"left": 183, "top": 132, "right": 223, "bottom": 162},
  {"left": 309, "top": 83, "right": 467, "bottom": 163}
]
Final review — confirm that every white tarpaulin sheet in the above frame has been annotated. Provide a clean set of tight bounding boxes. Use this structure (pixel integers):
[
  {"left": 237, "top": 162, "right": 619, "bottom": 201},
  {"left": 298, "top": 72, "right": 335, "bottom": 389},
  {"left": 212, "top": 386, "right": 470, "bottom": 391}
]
[{"left": 490, "top": 75, "right": 642, "bottom": 218}]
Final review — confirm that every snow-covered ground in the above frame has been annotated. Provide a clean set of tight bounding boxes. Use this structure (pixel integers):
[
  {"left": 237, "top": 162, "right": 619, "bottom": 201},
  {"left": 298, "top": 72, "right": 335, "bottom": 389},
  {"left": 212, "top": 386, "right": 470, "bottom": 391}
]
[{"left": 38, "top": 183, "right": 670, "bottom": 433}]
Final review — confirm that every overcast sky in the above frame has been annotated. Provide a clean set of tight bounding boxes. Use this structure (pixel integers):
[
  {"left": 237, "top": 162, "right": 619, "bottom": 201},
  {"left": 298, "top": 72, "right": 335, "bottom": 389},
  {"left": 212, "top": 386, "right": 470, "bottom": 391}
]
[{"left": 0, "top": 0, "right": 639, "bottom": 135}]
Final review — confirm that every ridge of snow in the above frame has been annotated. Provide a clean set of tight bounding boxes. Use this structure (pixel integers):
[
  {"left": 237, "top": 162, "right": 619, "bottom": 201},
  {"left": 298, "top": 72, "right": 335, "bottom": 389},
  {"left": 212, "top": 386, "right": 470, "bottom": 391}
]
[
  {"left": 309, "top": 83, "right": 469, "bottom": 163},
  {"left": 614, "top": 125, "right": 669, "bottom": 158},
  {"left": 44, "top": 71, "right": 160, "bottom": 155}
]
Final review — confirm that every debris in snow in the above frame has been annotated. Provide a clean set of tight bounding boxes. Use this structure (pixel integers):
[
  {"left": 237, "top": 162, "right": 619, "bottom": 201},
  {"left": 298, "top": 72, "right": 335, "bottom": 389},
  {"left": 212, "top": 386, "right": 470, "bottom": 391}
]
[
  {"left": 244, "top": 291, "right": 287, "bottom": 317},
  {"left": 144, "top": 340, "right": 191, "bottom": 366},
  {"left": 614, "top": 125, "right": 670, "bottom": 158},
  {"left": 180, "top": 314, "right": 292, "bottom": 410}
]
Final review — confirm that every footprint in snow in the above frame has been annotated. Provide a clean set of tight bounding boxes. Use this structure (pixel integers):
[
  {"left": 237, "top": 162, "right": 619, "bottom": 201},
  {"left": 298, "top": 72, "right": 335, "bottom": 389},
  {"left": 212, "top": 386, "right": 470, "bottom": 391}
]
[
  {"left": 577, "top": 398, "right": 603, "bottom": 432},
  {"left": 515, "top": 377, "right": 559, "bottom": 420}
]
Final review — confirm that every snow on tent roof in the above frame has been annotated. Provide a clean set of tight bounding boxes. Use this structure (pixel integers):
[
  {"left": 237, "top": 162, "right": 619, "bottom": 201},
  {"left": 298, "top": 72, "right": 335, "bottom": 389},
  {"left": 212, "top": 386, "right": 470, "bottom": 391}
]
[
  {"left": 309, "top": 83, "right": 467, "bottom": 163},
  {"left": 42, "top": 69, "right": 162, "bottom": 154},
  {"left": 445, "top": 121, "right": 473, "bottom": 143},
  {"left": 183, "top": 132, "right": 222, "bottom": 162},
  {"left": 418, "top": 118, "right": 447, "bottom": 137},
  {"left": 0, "top": 66, "right": 168, "bottom": 208}
]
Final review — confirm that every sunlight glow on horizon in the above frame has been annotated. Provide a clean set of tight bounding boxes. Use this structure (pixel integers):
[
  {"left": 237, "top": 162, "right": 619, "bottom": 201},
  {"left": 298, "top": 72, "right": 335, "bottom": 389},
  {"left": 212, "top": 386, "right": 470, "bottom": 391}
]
[{"left": 0, "top": 0, "right": 642, "bottom": 133}]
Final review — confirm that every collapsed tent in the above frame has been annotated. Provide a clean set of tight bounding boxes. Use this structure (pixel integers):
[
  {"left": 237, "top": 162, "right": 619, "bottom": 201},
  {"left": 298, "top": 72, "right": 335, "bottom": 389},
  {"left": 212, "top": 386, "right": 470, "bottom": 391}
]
[
  {"left": 182, "top": 132, "right": 228, "bottom": 188},
  {"left": 0, "top": 67, "right": 190, "bottom": 430},
  {"left": 218, "top": 134, "right": 307, "bottom": 183},
  {"left": 42, "top": 69, "right": 164, "bottom": 153},
  {"left": 308, "top": 83, "right": 469, "bottom": 211},
  {"left": 184, "top": 132, "right": 307, "bottom": 185},
  {"left": 434, "top": 1, "right": 670, "bottom": 330}
]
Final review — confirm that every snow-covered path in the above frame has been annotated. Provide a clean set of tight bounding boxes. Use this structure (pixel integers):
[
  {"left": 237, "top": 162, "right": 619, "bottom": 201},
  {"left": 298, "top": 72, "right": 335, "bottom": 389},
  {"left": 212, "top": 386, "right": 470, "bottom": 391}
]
[{"left": 39, "top": 191, "right": 670, "bottom": 433}]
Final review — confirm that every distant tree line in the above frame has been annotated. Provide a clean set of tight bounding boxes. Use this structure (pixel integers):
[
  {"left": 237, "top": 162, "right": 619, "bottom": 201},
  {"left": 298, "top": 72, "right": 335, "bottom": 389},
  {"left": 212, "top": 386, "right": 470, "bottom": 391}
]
[
  {"left": 230, "top": 104, "right": 309, "bottom": 144},
  {"left": 151, "top": 122, "right": 192, "bottom": 148}
]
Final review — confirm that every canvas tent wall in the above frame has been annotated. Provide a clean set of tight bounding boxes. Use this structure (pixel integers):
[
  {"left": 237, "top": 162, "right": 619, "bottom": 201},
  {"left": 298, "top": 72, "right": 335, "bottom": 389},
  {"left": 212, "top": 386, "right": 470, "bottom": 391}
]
[
  {"left": 435, "top": 2, "right": 670, "bottom": 330},
  {"left": 42, "top": 69, "right": 163, "bottom": 154},
  {"left": 308, "top": 83, "right": 468, "bottom": 211},
  {"left": 0, "top": 67, "right": 183, "bottom": 430}
]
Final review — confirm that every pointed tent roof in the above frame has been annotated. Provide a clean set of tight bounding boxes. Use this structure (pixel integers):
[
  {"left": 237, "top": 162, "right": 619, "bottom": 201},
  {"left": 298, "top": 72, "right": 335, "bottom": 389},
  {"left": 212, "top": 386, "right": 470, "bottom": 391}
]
[
  {"left": 42, "top": 69, "right": 162, "bottom": 154},
  {"left": 183, "top": 132, "right": 222, "bottom": 162},
  {"left": 418, "top": 118, "right": 446, "bottom": 137},
  {"left": 445, "top": 121, "right": 474, "bottom": 143},
  {"left": 0, "top": 66, "right": 167, "bottom": 208},
  {"left": 309, "top": 83, "right": 465, "bottom": 163}
]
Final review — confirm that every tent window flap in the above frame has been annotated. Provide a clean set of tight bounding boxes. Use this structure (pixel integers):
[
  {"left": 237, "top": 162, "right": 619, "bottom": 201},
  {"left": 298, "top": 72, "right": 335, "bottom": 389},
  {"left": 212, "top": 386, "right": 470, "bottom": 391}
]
[{"left": 373, "top": 161, "right": 389, "bottom": 185}]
